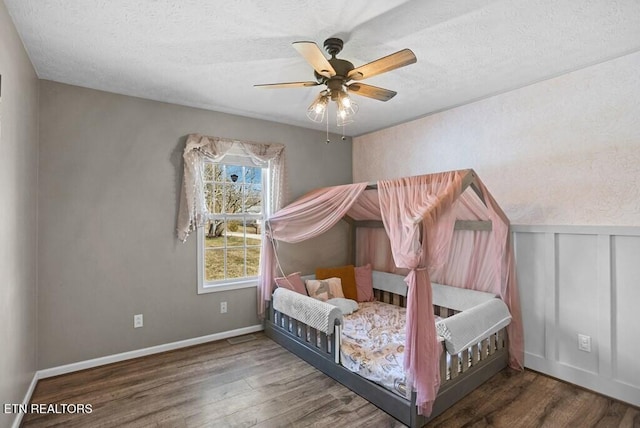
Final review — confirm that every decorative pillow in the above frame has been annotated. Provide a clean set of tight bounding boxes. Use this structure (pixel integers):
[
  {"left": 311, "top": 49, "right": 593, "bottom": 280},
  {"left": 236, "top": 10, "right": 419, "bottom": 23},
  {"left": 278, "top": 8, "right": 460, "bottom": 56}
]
[
  {"left": 305, "top": 277, "right": 344, "bottom": 302},
  {"left": 354, "top": 264, "right": 375, "bottom": 302},
  {"left": 274, "top": 272, "right": 307, "bottom": 295},
  {"left": 326, "top": 298, "right": 359, "bottom": 315},
  {"left": 316, "top": 265, "right": 358, "bottom": 301}
]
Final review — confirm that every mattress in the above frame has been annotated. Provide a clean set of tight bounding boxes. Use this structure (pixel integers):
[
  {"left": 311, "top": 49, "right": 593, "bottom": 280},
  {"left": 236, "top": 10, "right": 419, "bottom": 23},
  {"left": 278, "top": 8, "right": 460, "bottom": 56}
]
[{"left": 340, "top": 301, "right": 410, "bottom": 398}]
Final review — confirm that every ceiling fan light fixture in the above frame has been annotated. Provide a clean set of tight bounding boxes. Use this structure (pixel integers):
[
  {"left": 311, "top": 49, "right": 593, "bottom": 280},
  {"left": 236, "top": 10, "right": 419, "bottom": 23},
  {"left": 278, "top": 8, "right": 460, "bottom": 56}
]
[
  {"left": 307, "top": 91, "right": 330, "bottom": 123},
  {"left": 336, "top": 96, "right": 358, "bottom": 127}
]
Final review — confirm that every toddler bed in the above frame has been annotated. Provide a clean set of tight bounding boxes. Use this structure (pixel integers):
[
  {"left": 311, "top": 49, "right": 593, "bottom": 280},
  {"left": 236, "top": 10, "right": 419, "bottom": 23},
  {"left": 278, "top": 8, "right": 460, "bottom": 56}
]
[{"left": 265, "top": 270, "right": 511, "bottom": 428}]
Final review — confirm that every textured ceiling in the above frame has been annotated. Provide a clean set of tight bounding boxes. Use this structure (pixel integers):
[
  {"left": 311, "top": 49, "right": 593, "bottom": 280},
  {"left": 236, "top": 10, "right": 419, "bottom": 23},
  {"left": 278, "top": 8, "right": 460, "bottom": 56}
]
[{"left": 5, "top": 0, "right": 640, "bottom": 136}]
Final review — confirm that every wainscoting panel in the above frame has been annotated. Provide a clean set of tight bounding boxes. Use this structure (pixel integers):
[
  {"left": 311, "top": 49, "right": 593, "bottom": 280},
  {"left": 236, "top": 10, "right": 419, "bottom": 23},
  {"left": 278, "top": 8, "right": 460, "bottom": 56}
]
[
  {"left": 612, "top": 235, "right": 640, "bottom": 389},
  {"left": 512, "top": 225, "right": 640, "bottom": 407}
]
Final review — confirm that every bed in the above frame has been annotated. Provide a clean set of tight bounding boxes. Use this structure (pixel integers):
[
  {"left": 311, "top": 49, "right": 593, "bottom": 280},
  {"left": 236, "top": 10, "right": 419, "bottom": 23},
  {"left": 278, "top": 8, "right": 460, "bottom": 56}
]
[
  {"left": 259, "top": 170, "right": 524, "bottom": 426},
  {"left": 265, "top": 270, "right": 511, "bottom": 428}
]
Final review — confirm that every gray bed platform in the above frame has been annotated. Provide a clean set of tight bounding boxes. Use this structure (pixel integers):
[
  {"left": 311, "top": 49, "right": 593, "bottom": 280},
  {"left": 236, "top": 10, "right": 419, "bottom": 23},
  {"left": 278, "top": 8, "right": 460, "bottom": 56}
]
[{"left": 264, "top": 280, "right": 509, "bottom": 428}]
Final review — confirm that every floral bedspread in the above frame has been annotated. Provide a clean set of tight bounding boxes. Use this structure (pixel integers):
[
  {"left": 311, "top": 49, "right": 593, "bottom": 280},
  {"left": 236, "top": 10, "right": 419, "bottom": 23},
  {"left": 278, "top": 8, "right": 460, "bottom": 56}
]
[{"left": 340, "top": 301, "right": 409, "bottom": 398}]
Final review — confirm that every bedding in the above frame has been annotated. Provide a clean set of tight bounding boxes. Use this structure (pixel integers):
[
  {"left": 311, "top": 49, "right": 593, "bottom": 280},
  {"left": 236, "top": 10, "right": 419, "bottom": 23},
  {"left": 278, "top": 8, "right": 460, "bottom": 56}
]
[
  {"left": 340, "top": 295, "right": 510, "bottom": 398},
  {"left": 340, "top": 301, "right": 409, "bottom": 398}
]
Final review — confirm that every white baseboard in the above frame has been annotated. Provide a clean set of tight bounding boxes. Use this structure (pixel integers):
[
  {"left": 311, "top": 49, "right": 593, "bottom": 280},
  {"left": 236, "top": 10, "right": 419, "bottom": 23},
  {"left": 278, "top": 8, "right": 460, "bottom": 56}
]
[
  {"left": 38, "top": 324, "right": 263, "bottom": 379},
  {"left": 11, "top": 372, "right": 39, "bottom": 428}
]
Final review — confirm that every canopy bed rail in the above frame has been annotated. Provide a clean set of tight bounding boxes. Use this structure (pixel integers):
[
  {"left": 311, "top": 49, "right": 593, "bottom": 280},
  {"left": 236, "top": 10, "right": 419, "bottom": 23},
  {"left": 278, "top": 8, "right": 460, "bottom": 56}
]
[
  {"left": 266, "top": 301, "right": 340, "bottom": 364},
  {"left": 265, "top": 280, "right": 509, "bottom": 428}
]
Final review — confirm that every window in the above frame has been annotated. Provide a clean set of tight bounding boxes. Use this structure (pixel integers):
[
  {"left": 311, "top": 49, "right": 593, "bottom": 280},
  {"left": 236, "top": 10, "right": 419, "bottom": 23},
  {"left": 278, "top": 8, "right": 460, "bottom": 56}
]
[{"left": 197, "top": 160, "right": 268, "bottom": 293}]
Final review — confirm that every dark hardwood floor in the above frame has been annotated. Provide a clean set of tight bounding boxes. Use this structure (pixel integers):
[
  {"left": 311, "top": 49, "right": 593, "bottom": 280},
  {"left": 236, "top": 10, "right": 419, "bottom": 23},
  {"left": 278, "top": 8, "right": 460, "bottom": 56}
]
[{"left": 22, "top": 333, "right": 639, "bottom": 427}]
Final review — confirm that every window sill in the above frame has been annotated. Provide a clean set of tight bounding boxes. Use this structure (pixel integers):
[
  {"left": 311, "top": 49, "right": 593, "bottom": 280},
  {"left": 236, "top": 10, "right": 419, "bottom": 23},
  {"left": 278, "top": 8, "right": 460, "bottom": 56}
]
[{"left": 197, "top": 279, "right": 258, "bottom": 295}]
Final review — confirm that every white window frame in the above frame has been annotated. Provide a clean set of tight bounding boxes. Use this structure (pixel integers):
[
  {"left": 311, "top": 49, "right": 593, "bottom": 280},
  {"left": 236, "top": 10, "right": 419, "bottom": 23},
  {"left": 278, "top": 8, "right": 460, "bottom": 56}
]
[{"left": 197, "top": 159, "right": 270, "bottom": 294}]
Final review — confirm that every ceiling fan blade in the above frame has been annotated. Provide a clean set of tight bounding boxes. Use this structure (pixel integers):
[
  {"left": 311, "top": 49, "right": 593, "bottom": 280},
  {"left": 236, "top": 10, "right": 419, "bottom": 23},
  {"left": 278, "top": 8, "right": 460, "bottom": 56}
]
[
  {"left": 347, "top": 49, "right": 416, "bottom": 81},
  {"left": 254, "top": 81, "right": 320, "bottom": 89},
  {"left": 292, "top": 41, "right": 336, "bottom": 78},
  {"left": 348, "top": 83, "right": 397, "bottom": 101}
]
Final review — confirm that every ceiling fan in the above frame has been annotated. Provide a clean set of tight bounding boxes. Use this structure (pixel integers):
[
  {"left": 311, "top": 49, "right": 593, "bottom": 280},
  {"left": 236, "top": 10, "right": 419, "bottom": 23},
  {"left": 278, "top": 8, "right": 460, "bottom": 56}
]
[{"left": 255, "top": 38, "right": 417, "bottom": 127}]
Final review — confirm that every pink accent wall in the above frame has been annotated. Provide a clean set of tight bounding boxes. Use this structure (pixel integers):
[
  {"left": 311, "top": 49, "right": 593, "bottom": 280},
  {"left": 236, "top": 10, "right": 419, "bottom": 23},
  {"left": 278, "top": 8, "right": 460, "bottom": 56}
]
[{"left": 354, "top": 52, "right": 640, "bottom": 226}]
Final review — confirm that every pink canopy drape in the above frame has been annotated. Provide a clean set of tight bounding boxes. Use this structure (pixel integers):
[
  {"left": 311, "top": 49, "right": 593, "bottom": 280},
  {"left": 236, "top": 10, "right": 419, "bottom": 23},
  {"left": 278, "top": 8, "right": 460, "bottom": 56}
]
[
  {"left": 377, "top": 171, "right": 462, "bottom": 415},
  {"left": 429, "top": 176, "right": 524, "bottom": 369},
  {"left": 258, "top": 182, "right": 367, "bottom": 317},
  {"left": 258, "top": 169, "right": 524, "bottom": 415}
]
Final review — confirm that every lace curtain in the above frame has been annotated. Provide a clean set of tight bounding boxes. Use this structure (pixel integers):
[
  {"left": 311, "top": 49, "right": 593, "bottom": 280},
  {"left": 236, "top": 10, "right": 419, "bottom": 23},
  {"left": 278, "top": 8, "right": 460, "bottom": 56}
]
[{"left": 176, "top": 134, "right": 286, "bottom": 242}]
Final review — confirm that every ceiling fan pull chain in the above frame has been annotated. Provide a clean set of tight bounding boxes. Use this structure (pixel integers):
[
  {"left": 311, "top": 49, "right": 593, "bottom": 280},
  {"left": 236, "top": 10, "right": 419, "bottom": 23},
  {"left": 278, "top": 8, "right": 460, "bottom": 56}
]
[{"left": 326, "top": 113, "right": 330, "bottom": 144}]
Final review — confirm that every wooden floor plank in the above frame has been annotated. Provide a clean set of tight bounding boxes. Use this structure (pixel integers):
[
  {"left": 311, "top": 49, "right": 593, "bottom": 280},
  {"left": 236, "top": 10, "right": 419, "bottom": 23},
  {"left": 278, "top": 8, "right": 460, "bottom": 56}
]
[{"left": 22, "top": 333, "right": 640, "bottom": 428}]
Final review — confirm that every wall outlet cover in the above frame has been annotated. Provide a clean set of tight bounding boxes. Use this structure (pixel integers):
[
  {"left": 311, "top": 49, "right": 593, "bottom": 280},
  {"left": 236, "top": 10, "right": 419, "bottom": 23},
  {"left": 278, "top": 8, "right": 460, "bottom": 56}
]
[
  {"left": 134, "top": 314, "right": 144, "bottom": 328},
  {"left": 578, "top": 334, "right": 591, "bottom": 352}
]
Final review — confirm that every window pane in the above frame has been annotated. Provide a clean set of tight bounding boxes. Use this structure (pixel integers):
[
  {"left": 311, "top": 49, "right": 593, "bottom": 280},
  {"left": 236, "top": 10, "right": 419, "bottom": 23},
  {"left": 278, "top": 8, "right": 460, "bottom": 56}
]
[
  {"left": 245, "top": 219, "right": 261, "bottom": 238},
  {"left": 203, "top": 163, "right": 214, "bottom": 181},
  {"left": 227, "top": 165, "right": 243, "bottom": 184},
  {"left": 244, "top": 166, "right": 261, "bottom": 184},
  {"left": 226, "top": 248, "right": 246, "bottom": 279},
  {"left": 246, "top": 246, "right": 260, "bottom": 277},
  {"left": 212, "top": 164, "right": 224, "bottom": 182},
  {"left": 223, "top": 183, "right": 242, "bottom": 214},
  {"left": 244, "top": 184, "right": 262, "bottom": 214},
  {"left": 205, "top": 249, "right": 225, "bottom": 281},
  {"left": 204, "top": 222, "right": 225, "bottom": 248},
  {"left": 226, "top": 219, "right": 242, "bottom": 241},
  {"left": 215, "top": 183, "right": 224, "bottom": 213},
  {"left": 204, "top": 184, "right": 214, "bottom": 213}
]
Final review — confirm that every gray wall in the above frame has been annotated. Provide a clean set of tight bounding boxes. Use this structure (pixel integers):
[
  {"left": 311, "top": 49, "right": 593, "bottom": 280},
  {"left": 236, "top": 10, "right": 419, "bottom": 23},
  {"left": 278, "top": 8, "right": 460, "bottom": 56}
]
[
  {"left": 0, "top": 1, "right": 39, "bottom": 427},
  {"left": 37, "top": 80, "right": 352, "bottom": 369}
]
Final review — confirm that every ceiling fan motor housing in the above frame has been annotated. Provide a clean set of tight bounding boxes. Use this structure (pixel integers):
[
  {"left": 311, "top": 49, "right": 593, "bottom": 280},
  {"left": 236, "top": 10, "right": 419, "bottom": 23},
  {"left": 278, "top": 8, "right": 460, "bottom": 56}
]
[{"left": 323, "top": 38, "right": 344, "bottom": 56}]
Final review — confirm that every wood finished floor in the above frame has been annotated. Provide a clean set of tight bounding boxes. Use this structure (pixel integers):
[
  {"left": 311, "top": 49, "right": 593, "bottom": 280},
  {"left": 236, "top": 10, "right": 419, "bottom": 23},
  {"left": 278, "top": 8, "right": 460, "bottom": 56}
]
[{"left": 22, "top": 333, "right": 639, "bottom": 428}]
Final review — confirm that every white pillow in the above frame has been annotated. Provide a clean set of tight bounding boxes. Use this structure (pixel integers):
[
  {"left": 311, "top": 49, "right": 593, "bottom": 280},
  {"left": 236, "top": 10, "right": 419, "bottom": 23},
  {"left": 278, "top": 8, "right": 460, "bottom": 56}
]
[{"left": 326, "top": 298, "right": 359, "bottom": 315}]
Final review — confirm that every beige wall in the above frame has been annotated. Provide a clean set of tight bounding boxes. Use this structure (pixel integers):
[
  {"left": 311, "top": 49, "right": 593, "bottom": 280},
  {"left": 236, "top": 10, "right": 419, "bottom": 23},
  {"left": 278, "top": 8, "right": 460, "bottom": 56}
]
[
  {"left": 353, "top": 51, "right": 640, "bottom": 226},
  {"left": 0, "top": 1, "right": 39, "bottom": 427},
  {"left": 37, "top": 80, "right": 352, "bottom": 369}
]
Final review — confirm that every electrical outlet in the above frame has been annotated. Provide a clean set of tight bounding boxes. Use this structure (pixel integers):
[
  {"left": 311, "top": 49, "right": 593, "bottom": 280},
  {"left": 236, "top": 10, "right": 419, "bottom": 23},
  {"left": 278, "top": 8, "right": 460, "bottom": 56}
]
[
  {"left": 220, "top": 301, "right": 227, "bottom": 314},
  {"left": 578, "top": 334, "right": 591, "bottom": 352},
  {"left": 134, "top": 314, "right": 143, "bottom": 328}
]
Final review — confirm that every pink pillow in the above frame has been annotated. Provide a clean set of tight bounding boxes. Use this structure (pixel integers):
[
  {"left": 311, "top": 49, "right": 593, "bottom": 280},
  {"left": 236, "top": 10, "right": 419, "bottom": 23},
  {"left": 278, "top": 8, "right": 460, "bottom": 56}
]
[
  {"left": 355, "top": 264, "right": 374, "bottom": 302},
  {"left": 274, "top": 272, "right": 307, "bottom": 295}
]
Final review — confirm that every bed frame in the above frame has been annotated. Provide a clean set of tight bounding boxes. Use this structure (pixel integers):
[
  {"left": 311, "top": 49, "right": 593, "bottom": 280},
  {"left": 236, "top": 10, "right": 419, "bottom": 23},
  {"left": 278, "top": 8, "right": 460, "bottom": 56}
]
[{"left": 264, "top": 284, "right": 508, "bottom": 427}]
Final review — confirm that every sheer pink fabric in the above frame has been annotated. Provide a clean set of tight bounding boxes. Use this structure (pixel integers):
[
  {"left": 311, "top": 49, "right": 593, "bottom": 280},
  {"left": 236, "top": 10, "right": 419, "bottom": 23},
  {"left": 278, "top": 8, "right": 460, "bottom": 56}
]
[
  {"left": 258, "top": 183, "right": 367, "bottom": 316},
  {"left": 259, "top": 169, "right": 524, "bottom": 415},
  {"left": 429, "top": 178, "right": 524, "bottom": 370},
  {"left": 377, "top": 171, "right": 463, "bottom": 415}
]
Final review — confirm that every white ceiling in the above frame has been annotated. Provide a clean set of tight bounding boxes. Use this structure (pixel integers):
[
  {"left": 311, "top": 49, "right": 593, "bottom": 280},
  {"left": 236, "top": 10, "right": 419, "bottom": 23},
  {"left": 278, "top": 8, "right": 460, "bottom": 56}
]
[{"left": 5, "top": 0, "right": 640, "bottom": 136}]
